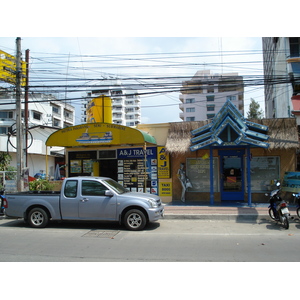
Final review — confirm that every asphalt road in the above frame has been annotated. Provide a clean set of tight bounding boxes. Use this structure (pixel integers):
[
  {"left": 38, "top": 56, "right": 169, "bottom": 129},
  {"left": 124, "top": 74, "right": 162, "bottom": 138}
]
[{"left": 1, "top": 216, "right": 300, "bottom": 262}]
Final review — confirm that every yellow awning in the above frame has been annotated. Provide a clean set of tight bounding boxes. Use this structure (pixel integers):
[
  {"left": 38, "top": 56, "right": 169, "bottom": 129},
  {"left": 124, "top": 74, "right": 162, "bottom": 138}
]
[{"left": 46, "top": 123, "right": 156, "bottom": 147}]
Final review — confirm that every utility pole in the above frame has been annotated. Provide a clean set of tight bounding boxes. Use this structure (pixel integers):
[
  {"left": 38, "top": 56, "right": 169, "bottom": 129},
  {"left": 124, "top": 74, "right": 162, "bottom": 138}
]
[
  {"left": 24, "top": 49, "right": 29, "bottom": 167},
  {"left": 15, "top": 37, "right": 24, "bottom": 192}
]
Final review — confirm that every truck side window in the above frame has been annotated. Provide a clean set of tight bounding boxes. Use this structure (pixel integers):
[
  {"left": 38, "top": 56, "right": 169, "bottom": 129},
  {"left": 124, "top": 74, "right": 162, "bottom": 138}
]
[
  {"left": 82, "top": 180, "right": 107, "bottom": 196},
  {"left": 64, "top": 180, "right": 78, "bottom": 198}
]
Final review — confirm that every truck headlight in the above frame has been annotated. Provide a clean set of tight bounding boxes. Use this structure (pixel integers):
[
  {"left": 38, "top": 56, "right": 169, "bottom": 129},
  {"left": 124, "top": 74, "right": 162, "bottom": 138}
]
[{"left": 147, "top": 199, "right": 158, "bottom": 208}]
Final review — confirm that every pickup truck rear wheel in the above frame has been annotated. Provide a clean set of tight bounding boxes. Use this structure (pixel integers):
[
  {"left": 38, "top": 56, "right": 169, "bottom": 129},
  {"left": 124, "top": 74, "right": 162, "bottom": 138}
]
[
  {"left": 28, "top": 208, "right": 49, "bottom": 228},
  {"left": 124, "top": 209, "right": 147, "bottom": 231}
]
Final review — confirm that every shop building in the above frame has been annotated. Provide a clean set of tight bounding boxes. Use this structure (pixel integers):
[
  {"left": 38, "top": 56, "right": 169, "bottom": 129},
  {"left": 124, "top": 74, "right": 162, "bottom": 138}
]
[
  {"left": 141, "top": 101, "right": 300, "bottom": 205},
  {"left": 46, "top": 100, "right": 299, "bottom": 206}
]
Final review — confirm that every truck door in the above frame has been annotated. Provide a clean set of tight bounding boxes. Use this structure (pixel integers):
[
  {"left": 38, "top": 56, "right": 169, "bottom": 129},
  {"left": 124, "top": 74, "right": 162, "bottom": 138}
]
[{"left": 78, "top": 179, "right": 117, "bottom": 220}]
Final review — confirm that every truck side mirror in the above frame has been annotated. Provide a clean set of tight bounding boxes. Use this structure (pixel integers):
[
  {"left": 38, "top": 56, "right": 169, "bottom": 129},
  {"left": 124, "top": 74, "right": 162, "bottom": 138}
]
[{"left": 105, "top": 190, "right": 114, "bottom": 197}]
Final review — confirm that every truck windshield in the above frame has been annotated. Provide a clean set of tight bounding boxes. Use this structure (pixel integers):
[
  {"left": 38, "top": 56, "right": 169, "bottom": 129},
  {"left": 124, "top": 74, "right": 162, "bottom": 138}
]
[{"left": 103, "top": 179, "right": 128, "bottom": 194}]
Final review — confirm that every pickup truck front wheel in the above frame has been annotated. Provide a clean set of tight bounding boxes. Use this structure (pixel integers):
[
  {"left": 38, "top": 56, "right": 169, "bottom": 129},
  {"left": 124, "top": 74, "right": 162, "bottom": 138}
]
[
  {"left": 27, "top": 208, "right": 49, "bottom": 228},
  {"left": 124, "top": 209, "right": 147, "bottom": 231}
]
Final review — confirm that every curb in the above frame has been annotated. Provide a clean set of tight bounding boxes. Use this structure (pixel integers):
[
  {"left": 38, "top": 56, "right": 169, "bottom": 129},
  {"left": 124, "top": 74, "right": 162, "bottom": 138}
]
[{"left": 163, "top": 214, "right": 270, "bottom": 221}]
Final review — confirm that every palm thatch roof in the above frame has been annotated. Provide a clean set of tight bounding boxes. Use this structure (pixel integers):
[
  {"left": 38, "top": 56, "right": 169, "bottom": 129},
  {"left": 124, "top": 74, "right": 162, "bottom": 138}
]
[
  {"left": 253, "top": 118, "right": 299, "bottom": 150},
  {"left": 165, "top": 118, "right": 299, "bottom": 154}
]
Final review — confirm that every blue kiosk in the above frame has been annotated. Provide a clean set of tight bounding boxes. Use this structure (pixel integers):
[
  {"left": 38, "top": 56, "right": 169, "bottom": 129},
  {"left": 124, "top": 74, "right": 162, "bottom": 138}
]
[{"left": 190, "top": 100, "right": 269, "bottom": 206}]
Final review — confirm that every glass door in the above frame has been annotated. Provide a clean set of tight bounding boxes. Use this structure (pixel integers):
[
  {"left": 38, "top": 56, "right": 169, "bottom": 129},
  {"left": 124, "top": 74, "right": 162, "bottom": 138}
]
[{"left": 219, "top": 150, "right": 245, "bottom": 201}]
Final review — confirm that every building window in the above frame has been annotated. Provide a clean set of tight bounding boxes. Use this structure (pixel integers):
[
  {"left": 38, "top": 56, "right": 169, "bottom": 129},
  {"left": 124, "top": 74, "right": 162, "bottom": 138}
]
[
  {"left": 0, "top": 127, "right": 8, "bottom": 134},
  {"left": 33, "top": 111, "right": 41, "bottom": 120},
  {"left": 186, "top": 107, "right": 195, "bottom": 113},
  {"left": 207, "top": 114, "right": 215, "bottom": 119},
  {"left": 64, "top": 111, "right": 73, "bottom": 119},
  {"left": 290, "top": 37, "right": 300, "bottom": 58},
  {"left": 53, "top": 119, "right": 60, "bottom": 127},
  {"left": 206, "top": 95, "right": 214, "bottom": 101},
  {"left": 52, "top": 106, "right": 60, "bottom": 114},
  {"left": 186, "top": 98, "right": 195, "bottom": 103},
  {"left": 207, "top": 84, "right": 214, "bottom": 93},
  {"left": 186, "top": 117, "right": 195, "bottom": 121},
  {"left": 207, "top": 105, "right": 215, "bottom": 111},
  {"left": 227, "top": 95, "right": 236, "bottom": 101},
  {"left": 0, "top": 111, "right": 13, "bottom": 119}
]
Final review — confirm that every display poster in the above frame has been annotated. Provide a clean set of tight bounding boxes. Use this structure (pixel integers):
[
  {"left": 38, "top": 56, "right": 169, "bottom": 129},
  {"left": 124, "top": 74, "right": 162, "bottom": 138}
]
[
  {"left": 282, "top": 172, "right": 300, "bottom": 192},
  {"left": 70, "top": 160, "right": 82, "bottom": 173},
  {"left": 249, "top": 156, "right": 280, "bottom": 192},
  {"left": 186, "top": 158, "right": 219, "bottom": 192},
  {"left": 83, "top": 160, "right": 93, "bottom": 173},
  {"left": 117, "top": 147, "right": 158, "bottom": 194},
  {"left": 157, "top": 146, "right": 170, "bottom": 178}
]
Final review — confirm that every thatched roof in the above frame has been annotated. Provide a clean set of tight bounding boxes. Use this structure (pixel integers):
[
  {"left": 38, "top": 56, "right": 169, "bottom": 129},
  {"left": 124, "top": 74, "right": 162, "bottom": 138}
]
[
  {"left": 252, "top": 118, "right": 299, "bottom": 150},
  {"left": 165, "top": 121, "right": 210, "bottom": 154},
  {"left": 165, "top": 118, "right": 299, "bottom": 154}
]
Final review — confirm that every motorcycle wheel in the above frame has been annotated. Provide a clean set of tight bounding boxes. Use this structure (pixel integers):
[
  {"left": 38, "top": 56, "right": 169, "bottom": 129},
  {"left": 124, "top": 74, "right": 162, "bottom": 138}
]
[
  {"left": 282, "top": 214, "right": 289, "bottom": 230},
  {"left": 297, "top": 207, "right": 300, "bottom": 219},
  {"left": 268, "top": 208, "right": 276, "bottom": 220}
]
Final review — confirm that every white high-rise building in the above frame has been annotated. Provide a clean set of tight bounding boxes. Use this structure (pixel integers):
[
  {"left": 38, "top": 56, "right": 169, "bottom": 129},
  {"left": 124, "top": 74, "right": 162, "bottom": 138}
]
[
  {"left": 179, "top": 70, "right": 244, "bottom": 121},
  {"left": 81, "top": 80, "right": 141, "bottom": 127},
  {"left": 262, "top": 37, "right": 300, "bottom": 119}
]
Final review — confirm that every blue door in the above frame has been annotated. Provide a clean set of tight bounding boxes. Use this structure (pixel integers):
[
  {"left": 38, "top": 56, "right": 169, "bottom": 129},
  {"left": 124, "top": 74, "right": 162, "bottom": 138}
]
[{"left": 219, "top": 150, "right": 245, "bottom": 201}]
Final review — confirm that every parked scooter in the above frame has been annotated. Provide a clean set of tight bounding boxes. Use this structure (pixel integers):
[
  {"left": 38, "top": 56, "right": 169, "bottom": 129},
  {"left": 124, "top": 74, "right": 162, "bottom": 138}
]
[
  {"left": 266, "top": 181, "right": 290, "bottom": 229},
  {"left": 292, "top": 192, "right": 300, "bottom": 219}
]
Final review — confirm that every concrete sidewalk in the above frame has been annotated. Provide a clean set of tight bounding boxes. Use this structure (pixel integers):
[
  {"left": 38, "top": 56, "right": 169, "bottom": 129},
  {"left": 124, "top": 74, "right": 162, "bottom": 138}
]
[{"left": 163, "top": 203, "right": 298, "bottom": 221}]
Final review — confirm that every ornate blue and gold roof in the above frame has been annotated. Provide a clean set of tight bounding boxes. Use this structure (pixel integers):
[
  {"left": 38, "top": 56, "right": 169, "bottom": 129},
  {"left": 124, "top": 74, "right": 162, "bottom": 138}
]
[{"left": 190, "top": 100, "right": 269, "bottom": 151}]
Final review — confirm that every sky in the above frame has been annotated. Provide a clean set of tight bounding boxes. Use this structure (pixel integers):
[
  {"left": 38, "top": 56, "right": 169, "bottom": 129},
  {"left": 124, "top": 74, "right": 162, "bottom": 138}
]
[
  {"left": 0, "top": 2, "right": 295, "bottom": 126},
  {"left": 0, "top": 36, "right": 264, "bottom": 124}
]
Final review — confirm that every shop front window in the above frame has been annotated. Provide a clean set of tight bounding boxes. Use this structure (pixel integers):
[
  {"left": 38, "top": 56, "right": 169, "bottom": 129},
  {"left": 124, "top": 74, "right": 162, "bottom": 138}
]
[{"left": 248, "top": 156, "right": 280, "bottom": 192}]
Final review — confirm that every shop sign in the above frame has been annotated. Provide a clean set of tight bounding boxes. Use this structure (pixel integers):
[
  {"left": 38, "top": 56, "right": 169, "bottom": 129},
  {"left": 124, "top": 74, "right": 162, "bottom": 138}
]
[
  {"left": 157, "top": 146, "right": 170, "bottom": 178},
  {"left": 159, "top": 182, "right": 172, "bottom": 196},
  {"left": 0, "top": 50, "right": 26, "bottom": 86}
]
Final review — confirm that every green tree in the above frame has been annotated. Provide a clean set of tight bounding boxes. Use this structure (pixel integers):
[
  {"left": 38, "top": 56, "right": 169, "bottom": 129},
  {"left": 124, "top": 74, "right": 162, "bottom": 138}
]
[
  {"left": 247, "top": 98, "right": 264, "bottom": 119},
  {"left": 0, "top": 152, "right": 12, "bottom": 171}
]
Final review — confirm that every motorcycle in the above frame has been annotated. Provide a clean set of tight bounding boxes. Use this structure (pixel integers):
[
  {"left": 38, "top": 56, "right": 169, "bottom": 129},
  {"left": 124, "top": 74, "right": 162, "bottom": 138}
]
[
  {"left": 292, "top": 192, "right": 300, "bottom": 219},
  {"left": 265, "top": 181, "right": 290, "bottom": 229},
  {"left": 0, "top": 189, "right": 5, "bottom": 215}
]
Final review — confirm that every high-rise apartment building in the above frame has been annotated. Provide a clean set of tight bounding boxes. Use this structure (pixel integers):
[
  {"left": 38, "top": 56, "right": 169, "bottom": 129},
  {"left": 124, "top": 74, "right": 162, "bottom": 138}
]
[
  {"left": 81, "top": 80, "right": 141, "bottom": 127},
  {"left": 0, "top": 87, "right": 75, "bottom": 134},
  {"left": 179, "top": 70, "right": 244, "bottom": 121},
  {"left": 262, "top": 37, "right": 300, "bottom": 119}
]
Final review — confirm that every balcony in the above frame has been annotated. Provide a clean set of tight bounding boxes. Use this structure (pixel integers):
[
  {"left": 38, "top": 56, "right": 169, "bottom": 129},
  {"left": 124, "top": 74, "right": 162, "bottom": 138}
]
[
  {"left": 287, "top": 57, "right": 300, "bottom": 74},
  {"left": 287, "top": 57, "right": 300, "bottom": 95}
]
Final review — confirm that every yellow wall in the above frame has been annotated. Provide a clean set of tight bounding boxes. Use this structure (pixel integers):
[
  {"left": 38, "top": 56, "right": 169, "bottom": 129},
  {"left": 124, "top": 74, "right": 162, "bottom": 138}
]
[{"left": 137, "top": 123, "right": 170, "bottom": 145}]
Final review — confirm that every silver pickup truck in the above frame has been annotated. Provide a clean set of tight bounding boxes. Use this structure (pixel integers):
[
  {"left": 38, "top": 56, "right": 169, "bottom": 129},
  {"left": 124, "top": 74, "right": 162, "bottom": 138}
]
[{"left": 4, "top": 176, "right": 164, "bottom": 230}]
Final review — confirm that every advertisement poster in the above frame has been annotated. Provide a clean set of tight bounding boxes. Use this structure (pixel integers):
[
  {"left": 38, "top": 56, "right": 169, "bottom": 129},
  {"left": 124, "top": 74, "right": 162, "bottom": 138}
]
[
  {"left": 117, "top": 147, "right": 158, "bottom": 194},
  {"left": 282, "top": 172, "right": 300, "bottom": 192}
]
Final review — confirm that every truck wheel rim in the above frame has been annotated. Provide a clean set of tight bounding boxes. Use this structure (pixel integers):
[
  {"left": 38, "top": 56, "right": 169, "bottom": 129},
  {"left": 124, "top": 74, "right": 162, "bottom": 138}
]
[
  {"left": 127, "top": 213, "right": 142, "bottom": 228},
  {"left": 31, "top": 212, "right": 44, "bottom": 225}
]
